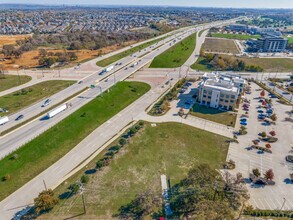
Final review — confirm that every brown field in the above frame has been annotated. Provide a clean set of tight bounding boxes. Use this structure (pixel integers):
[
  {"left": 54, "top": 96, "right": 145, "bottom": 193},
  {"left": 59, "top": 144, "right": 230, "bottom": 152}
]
[
  {"left": 0, "top": 40, "right": 137, "bottom": 70},
  {"left": 203, "top": 37, "right": 240, "bottom": 54},
  {"left": 0, "top": 34, "right": 31, "bottom": 48}
]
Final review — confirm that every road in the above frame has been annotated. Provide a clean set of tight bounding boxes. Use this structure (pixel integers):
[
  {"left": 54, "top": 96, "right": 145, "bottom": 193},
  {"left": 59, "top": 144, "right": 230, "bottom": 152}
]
[
  {"left": 0, "top": 18, "right": 240, "bottom": 219},
  {"left": 0, "top": 18, "right": 239, "bottom": 159}
]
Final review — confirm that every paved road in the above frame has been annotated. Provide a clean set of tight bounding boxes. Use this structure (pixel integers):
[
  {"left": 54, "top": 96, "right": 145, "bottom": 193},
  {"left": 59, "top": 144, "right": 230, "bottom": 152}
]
[
  {"left": 0, "top": 27, "right": 198, "bottom": 158},
  {"left": 0, "top": 18, "right": 242, "bottom": 219},
  {"left": 0, "top": 18, "right": 239, "bottom": 159}
]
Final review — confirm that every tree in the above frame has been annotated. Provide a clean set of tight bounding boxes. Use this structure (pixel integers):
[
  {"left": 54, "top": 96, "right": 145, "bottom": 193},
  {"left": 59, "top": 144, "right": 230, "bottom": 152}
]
[
  {"left": 260, "top": 90, "right": 265, "bottom": 97},
  {"left": 200, "top": 48, "right": 205, "bottom": 57},
  {"left": 116, "top": 189, "right": 162, "bottom": 219},
  {"left": 260, "top": 131, "right": 267, "bottom": 138},
  {"left": 69, "top": 41, "right": 82, "bottom": 50},
  {"left": 194, "top": 200, "right": 234, "bottom": 220},
  {"left": 270, "top": 113, "right": 277, "bottom": 122},
  {"left": 34, "top": 189, "right": 59, "bottom": 213},
  {"left": 39, "top": 56, "right": 57, "bottom": 67},
  {"left": 39, "top": 48, "right": 47, "bottom": 57},
  {"left": 264, "top": 169, "right": 274, "bottom": 181},
  {"left": 2, "top": 44, "right": 15, "bottom": 57},
  {"left": 252, "top": 168, "right": 261, "bottom": 177}
]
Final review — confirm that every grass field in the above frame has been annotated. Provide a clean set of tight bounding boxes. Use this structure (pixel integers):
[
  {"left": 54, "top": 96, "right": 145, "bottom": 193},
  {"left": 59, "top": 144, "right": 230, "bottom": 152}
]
[
  {"left": 210, "top": 33, "right": 261, "bottom": 40},
  {"left": 191, "top": 55, "right": 293, "bottom": 72},
  {"left": 0, "top": 34, "right": 31, "bottom": 48},
  {"left": 288, "top": 37, "right": 293, "bottom": 44},
  {"left": 191, "top": 103, "right": 237, "bottom": 126},
  {"left": 0, "top": 40, "right": 138, "bottom": 70},
  {"left": 0, "top": 75, "right": 32, "bottom": 92},
  {"left": 149, "top": 32, "right": 197, "bottom": 68},
  {"left": 0, "top": 81, "right": 150, "bottom": 201},
  {"left": 190, "top": 57, "right": 212, "bottom": 71},
  {"left": 203, "top": 38, "right": 240, "bottom": 54},
  {"left": 0, "top": 80, "right": 75, "bottom": 117},
  {"left": 96, "top": 36, "right": 167, "bottom": 67},
  {"left": 42, "top": 122, "right": 229, "bottom": 219}
]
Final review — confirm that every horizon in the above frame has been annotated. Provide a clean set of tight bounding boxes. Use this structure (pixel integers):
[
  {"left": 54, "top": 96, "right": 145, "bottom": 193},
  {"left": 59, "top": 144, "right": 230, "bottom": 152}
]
[{"left": 0, "top": 0, "right": 293, "bottom": 9}]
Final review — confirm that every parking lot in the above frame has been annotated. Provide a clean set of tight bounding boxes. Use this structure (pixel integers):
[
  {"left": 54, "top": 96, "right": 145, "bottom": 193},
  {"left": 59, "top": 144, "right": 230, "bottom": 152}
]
[{"left": 228, "top": 82, "right": 293, "bottom": 210}]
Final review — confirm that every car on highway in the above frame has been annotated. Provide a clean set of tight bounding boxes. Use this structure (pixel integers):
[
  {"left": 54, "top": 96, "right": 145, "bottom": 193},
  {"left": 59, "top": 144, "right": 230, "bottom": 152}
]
[
  {"left": 15, "top": 114, "right": 24, "bottom": 121},
  {"left": 42, "top": 99, "right": 51, "bottom": 107},
  {"left": 78, "top": 80, "right": 83, "bottom": 84}
]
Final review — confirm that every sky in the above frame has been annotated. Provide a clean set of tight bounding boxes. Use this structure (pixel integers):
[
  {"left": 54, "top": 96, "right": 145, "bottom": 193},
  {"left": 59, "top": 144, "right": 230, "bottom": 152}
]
[{"left": 0, "top": 0, "right": 293, "bottom": 9}]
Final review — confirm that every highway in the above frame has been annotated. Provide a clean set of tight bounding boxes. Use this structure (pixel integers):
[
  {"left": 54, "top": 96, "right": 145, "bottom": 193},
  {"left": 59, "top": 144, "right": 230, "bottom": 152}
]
[
  {"left": 0, "top": 18, "right": 241, "bottom": 219},
  {"left": 0, "top": 18, "right": 239, "bottom": 159}
]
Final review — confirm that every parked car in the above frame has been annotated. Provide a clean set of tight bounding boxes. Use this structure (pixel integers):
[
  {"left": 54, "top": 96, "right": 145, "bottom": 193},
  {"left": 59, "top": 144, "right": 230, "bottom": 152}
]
[
  {"left": 240, "top": 121, "right": 247, "bottom": 126},
  {"left": 240, "top": 118, "right": 247, "bottom": 122},
  {"left": 15, "top": 114, "right": 24, "bottom": 121},
  {"left": 258, "top": 110, "right": 264, "bottom": 113},
  {"left": 285, "top": 155, "right": 293, "bottom": 163}
]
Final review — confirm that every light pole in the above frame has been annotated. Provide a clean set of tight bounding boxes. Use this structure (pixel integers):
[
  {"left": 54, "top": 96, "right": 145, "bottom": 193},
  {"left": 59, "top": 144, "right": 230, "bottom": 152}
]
[{"left": 280, "top": 198, "right": 286, "bottom": 211}]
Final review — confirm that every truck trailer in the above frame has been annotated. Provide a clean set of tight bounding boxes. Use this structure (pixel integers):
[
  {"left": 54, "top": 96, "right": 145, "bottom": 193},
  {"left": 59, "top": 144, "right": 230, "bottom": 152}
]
[
  {"left": 0, "top": 116, "right": 9, "bottom": 125},
  {"left": 47, "top": 104, "right": 68, "bottom": 118}
]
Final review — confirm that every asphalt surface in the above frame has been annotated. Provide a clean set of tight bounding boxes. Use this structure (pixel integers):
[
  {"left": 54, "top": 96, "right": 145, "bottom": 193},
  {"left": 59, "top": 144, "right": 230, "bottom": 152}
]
[{"left": 0, "top": 18, "right": 241, "bottom": 219}]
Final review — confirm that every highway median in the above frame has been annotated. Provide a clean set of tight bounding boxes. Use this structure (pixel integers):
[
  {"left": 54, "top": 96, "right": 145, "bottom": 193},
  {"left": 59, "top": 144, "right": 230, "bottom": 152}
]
[{"left": 0, "top": 81, "right": 150, "bottom": 201}]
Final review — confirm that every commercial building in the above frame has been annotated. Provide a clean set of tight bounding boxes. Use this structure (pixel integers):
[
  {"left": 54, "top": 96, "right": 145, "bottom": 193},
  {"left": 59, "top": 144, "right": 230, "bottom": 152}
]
[
  {"left": 197, "top": 72, "right": 246, "bottom": 111},
  {"left": 254, "top": 34, "right": 288, "bottom": 52}
]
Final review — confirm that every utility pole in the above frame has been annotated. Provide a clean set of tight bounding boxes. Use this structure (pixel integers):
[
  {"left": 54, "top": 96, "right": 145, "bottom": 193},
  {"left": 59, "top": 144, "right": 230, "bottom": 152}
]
[
  {"left": 43, "top": 179, "right": 47, "bottom": 191},
  {"left": 81, "top": 192, "right": 86, "bottom": 214}
]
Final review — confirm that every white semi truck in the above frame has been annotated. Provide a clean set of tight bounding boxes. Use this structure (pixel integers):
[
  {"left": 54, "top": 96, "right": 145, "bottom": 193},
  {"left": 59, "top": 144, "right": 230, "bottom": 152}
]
[
  {"left": 47, "top": 104, "right": 68, "bottom": 118},
  {"left": 99, "top": 65, "right": 114, "bottom": 75},
  {"left": 0, "top": 116, "right": 9, "bottom": 125}
]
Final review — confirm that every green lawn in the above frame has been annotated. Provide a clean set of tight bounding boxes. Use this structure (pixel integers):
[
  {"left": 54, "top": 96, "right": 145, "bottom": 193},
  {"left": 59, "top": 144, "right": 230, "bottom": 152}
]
[
  {"left": 96, "top": 36, "right": 167, "bottom": 67},
  {"left": 287, "top": 37, "right": 293, "bottom": 44},
  {"left": 0, "top": 75, "right": 31, "bottom": 92},
  {"left": 42, "top": 122, "right": 229, "bottom": 219},
  {"left": 191, "top": 103, "right": 237, "bottom": 126},
  {"left": 190, "top": 57, "right": 212, "bottom": 71},
  {"left": 191, "top": 55, "right": 293, "bottom": 72},
  {"left": 0, "top": 80, "right": 75, "bottom": 117},
  {"left": 210, "top": 33, "right": 261, "bottom": 40},
  {"left": 149, "top": 32, "right": 197, "bottom": 68},
  {"left": 0, "top": 81, "right": 150, "bottom": 201}
]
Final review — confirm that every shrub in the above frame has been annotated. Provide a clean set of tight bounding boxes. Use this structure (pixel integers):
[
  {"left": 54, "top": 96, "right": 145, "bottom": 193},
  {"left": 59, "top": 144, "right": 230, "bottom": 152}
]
[
  {"left": 252, "top": 168, "right": 261, "bottom": 177},
  {"left": 34, "top": 189, "right": 59, "bottom": 213},
  {"left": 138, "top": 121, "right": 144, "bottom": 127},
  {"left": 81, "top": 175, "right": 89, "bottom": 184},
  {"left": 96, "top": 160, "right": 104, "bottom": 170},
  {"left": 68, "top": 183, "right": 80, "bottom": 195},
  {"left": 2, "top": 174, "right": 11, "bottom": 181},
  {"left": 119, "top": 138, "right": 127, "bottom": 146},
  {"left": 260, "top": 131, "right": 266, "bottom": 138}
]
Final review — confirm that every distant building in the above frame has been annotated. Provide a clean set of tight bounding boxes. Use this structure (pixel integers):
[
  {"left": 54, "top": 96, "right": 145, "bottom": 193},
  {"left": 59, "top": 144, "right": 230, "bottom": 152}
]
[
  {"left": 197, "top": 72, "right": 246, "bottom": 111},
  {"left": 228, "top": 24, "right": 248, "bottom": 32},
  {"left": 254, "top": 34, "right": 288, "bottom": 52}
]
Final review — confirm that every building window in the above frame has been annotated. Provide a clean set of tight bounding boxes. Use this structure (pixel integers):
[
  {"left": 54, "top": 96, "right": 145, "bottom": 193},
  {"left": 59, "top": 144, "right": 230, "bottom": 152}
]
[
  {"left": 208, "top": 96, "right": 211, "bottom": 99},
  {"left": 219, "top": 104, "right": 222, "bottom": 108},
  {"left": 203, "top": 90, "right": 207, "bottom": 94},
  {"left": 202, "top": 101, "right": 206, "bottom": 104},
  {"left": 208, "top": 91, "right": 212, "bottom": 95},
  {"left": 207, "top": 102, "right": 210, "bottom": 105},
  {"left": 220, "top": 94, "right": 224, "bottom": 98},
  {"left": 226, "top": 95, "right": 230, "bottom": 98},
  {"left": 203, "top": 95, "right": 206, "bottom": 98},
  {"left": 220, "top": 99, "right": 224, "bottom": 102},
  {"left": 231, "top": 95, "right": 235, "bottom": 99},
  {"left": 225, "top": 100, "right": 229, "bottom": 103}
]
